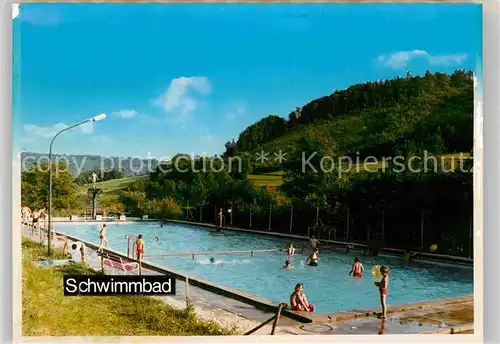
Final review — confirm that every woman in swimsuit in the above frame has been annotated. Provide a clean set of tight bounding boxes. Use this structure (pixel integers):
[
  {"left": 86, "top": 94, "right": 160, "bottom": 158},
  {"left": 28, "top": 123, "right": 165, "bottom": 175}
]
[
  {"left": 305, "top": 248, "right": 319, "bottom": 267},
  {"left": 289, "top": 283, "right": 315, "bottom": 312}
]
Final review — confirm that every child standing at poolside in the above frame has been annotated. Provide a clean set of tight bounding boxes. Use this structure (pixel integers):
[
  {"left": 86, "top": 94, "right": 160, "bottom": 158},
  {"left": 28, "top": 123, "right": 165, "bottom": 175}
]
[
  {"left": 135, "top": 235, "right": 145, "bottom": 261},
  {"left": 374, "top": 266, "right": 389, "bottom": 319}
]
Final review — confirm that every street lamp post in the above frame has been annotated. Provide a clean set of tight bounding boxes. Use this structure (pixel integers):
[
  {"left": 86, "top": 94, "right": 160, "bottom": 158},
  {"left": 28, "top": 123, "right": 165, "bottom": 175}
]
[{"left": 47, "top": 113, "right": 107, "bottom": 255}]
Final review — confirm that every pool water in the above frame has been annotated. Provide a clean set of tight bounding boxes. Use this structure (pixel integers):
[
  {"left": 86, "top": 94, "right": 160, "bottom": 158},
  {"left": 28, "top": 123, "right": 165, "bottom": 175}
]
[{"left": 56, "top": 222, "right": 473, "bottom": 314}]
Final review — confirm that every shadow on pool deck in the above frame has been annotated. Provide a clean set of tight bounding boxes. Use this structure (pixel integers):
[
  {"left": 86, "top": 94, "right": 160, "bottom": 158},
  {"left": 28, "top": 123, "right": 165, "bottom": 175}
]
[{"left": 22, "top": 228, "right": 475, "bottom": 336}]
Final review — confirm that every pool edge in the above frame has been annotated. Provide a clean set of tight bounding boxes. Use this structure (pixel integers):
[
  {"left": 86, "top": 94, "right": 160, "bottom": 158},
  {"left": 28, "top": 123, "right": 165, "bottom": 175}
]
[{"left": 56, "top": 230, "right": 314, "bottom": 324}]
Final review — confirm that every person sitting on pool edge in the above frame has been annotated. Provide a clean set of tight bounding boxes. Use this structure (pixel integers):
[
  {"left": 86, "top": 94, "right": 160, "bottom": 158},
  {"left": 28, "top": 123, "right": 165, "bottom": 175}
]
[
  {"left": 305, "top": 247, "right": 319, "bottom": 266},
  {"left": 282, "top": 260, "right": 292, "bottom": 269},
  {"left": 290, "top": 283, "right": 315, "bottom": 312}
]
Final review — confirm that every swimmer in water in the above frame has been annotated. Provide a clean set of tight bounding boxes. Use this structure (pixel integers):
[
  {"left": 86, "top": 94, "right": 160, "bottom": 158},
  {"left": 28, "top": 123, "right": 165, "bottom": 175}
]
[
  {"left": 305, "top": 248, "right": 319, "bottom": 267},
  {"left": 282, "top": 260, "right": 292, "bottom": 269},
  {"left": 309, "top": 235, "right": 321, "bottom": 249},
  {"left": 154, "top": 236, "right": 159, "bottom": 241},
  {"left": 349, "top": 257, "right": 364, "bottom": 278},
  {"left": 210, "top": 257, "right": 216, "bottom": 263}
]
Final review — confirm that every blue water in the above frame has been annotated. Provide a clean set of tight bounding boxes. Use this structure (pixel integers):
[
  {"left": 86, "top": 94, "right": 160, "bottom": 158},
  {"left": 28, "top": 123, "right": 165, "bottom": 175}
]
[{"left": 56, "top": 222, "right": 473, "bottom": 314}]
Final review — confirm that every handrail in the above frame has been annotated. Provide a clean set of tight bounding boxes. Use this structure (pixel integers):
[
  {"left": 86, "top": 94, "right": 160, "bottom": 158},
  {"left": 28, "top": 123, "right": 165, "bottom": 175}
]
[
  {"left": 244, "top": 303, "right": 287, "bottom": 335},
  {"left": 126, "top": 234, "right": 138, "bottom": 258}
]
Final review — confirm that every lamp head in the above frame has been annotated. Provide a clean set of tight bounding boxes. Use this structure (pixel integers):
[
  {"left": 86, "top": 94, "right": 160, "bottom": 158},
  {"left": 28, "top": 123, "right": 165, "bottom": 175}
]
[{"left": 92, "top": 113, "right": 107, "bottom": 122}]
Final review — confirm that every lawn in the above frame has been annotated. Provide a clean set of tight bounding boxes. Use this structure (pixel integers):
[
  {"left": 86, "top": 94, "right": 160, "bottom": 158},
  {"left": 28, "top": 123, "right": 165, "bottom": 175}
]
[
  {"left": 22, "top": 239, "right": 234, "bottom": 336},
  {"left": 78, "top": 174, "right": 148, "bottom": 195}
]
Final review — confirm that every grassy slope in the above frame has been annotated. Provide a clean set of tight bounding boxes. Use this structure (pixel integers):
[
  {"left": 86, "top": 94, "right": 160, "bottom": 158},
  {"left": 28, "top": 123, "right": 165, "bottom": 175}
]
[
  {"left": 86, "top": 151, "right": 470, "bottom": 197},
  {"left": 22, "top": 239, "right": 233, "bottom": 336}
]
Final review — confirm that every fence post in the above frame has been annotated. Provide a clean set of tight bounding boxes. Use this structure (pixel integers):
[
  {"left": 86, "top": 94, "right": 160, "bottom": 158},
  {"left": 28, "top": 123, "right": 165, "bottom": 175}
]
[
  {"left": 268, "top": 204, "right": 272, "bottom": 231},
  {"left": 315, "top": 206, "right": 319, "bottom": 228},
  {"left": 185, "top": 277, "right": 191, "bottom": 309},
  {"left": 468, "top": 215, "right": 473, "bottom": 259},
  {"left": 100, "top": 253, "right": 104, "bottom": 272},
  {"left": 346, "top": 206, "right": 350, "bottom": 240},
  {"left": 249, "top": 206, "right": 252, "bottom": 228},
  {"left": 381, "top": 209, "right": 385, "bottom": 244},
  {"left": 420, "top": 210, "right": 424, "bottom": 249},
  {"left": 289, "top": 204, "right": 293, "bottom": 233}
]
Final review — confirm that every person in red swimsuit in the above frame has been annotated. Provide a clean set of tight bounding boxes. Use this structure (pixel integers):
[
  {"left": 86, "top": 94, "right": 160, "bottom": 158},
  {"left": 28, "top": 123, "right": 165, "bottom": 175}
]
[
  {"left": 289, "top": 283, "right": 315, "bottom": 312},
  {"left": 374, "top": 266, "right": 389, "bottom": 319},
  {"left": 349, "top": 257, "right": 364, "bottom": 278},
  {"left": 135, "top": 234, "right": 145, "bottom": 261}
]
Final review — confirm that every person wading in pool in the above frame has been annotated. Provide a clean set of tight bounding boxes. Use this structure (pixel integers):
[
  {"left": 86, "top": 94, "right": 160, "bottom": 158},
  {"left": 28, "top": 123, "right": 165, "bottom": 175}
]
[
  {"left": 349, "top": 257, "right": 364, "bottom": 278},
  {"left": 309, "top": 235, "right": 321, "bottom": 249},
  {"left": 305, "top": 248, "right": 319, "bottom": 267}
]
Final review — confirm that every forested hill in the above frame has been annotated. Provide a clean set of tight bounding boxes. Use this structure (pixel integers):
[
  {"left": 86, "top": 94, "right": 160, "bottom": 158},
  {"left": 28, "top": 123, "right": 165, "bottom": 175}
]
[{"left": 228, "top": 70, "right": 473, "bottom": 160}]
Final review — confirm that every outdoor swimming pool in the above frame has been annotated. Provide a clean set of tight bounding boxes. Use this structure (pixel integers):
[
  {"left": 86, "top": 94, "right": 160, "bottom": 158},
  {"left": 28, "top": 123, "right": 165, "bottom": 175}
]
[{"left": 56, "top": 222, "right": 473, "bottom": 314}]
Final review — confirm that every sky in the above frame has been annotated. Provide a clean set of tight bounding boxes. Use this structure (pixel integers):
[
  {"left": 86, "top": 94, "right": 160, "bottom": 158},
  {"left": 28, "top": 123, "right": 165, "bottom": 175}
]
[{"left": 12, "top": 3, "right": 482, "bottom": 159}]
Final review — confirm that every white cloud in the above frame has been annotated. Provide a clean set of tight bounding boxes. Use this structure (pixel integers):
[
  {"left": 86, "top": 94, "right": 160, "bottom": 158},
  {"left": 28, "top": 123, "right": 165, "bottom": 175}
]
[
  {"left": 111, "top": 109, "right": 138, "bottom": 118},
  {"left": 225, "top": 104, "right": 246, "bottom": 120},
  {"left": 153, "top": 76, "right": 212, "bottom": 122},
  {"left": 23, "top": 122, "right": 93, "bottom": 138},
  {"left": 377, "top": 50, "right": 468, "bottom": 69},
  {"left": 12, "top": 4, "right": 19, "bottom": 20},
  {"left": 80, "top": 121, "right": 94, "bottom": 134}
]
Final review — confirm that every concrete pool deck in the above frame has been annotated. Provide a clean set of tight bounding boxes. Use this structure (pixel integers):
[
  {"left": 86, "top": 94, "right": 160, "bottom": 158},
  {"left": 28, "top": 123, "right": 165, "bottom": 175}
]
[{"left": 22, "top": 226, "right": 474, "bottom": 335}]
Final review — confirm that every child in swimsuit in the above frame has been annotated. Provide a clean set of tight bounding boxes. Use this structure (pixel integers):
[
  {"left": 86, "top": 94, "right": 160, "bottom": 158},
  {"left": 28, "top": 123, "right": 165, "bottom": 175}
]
[
  {"left": 135, "top": 235, "right": 145, "bottom": 261},
  {"left": 286, "top": 244, "right": 295, "bottom": 256},
  {"left": 374, "top": 266, "right": 389, "bottom": 319},
  {"left": 282, "top": 260, "right": 291, "bottom": 269},
  {"left": 305, "top": 248, "right": 319, "bottom": 266},
  {"left": 349, "top": 257, "right": 364, "bottom": 278},
  {"left": 289, "top": 283, "right": 315, "bottom": 312}
]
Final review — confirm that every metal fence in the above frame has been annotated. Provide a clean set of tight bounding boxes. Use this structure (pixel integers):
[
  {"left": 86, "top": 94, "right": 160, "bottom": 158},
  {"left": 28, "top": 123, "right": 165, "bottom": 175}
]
[{"left": 180, "top": 202, "right": 473, "bottom": 258}]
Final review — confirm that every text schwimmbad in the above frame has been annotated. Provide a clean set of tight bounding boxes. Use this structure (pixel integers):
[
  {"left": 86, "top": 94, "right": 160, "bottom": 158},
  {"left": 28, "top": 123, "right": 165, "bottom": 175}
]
[{"left": 63, "top": 275, "right": 176, "bottom": 296}]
